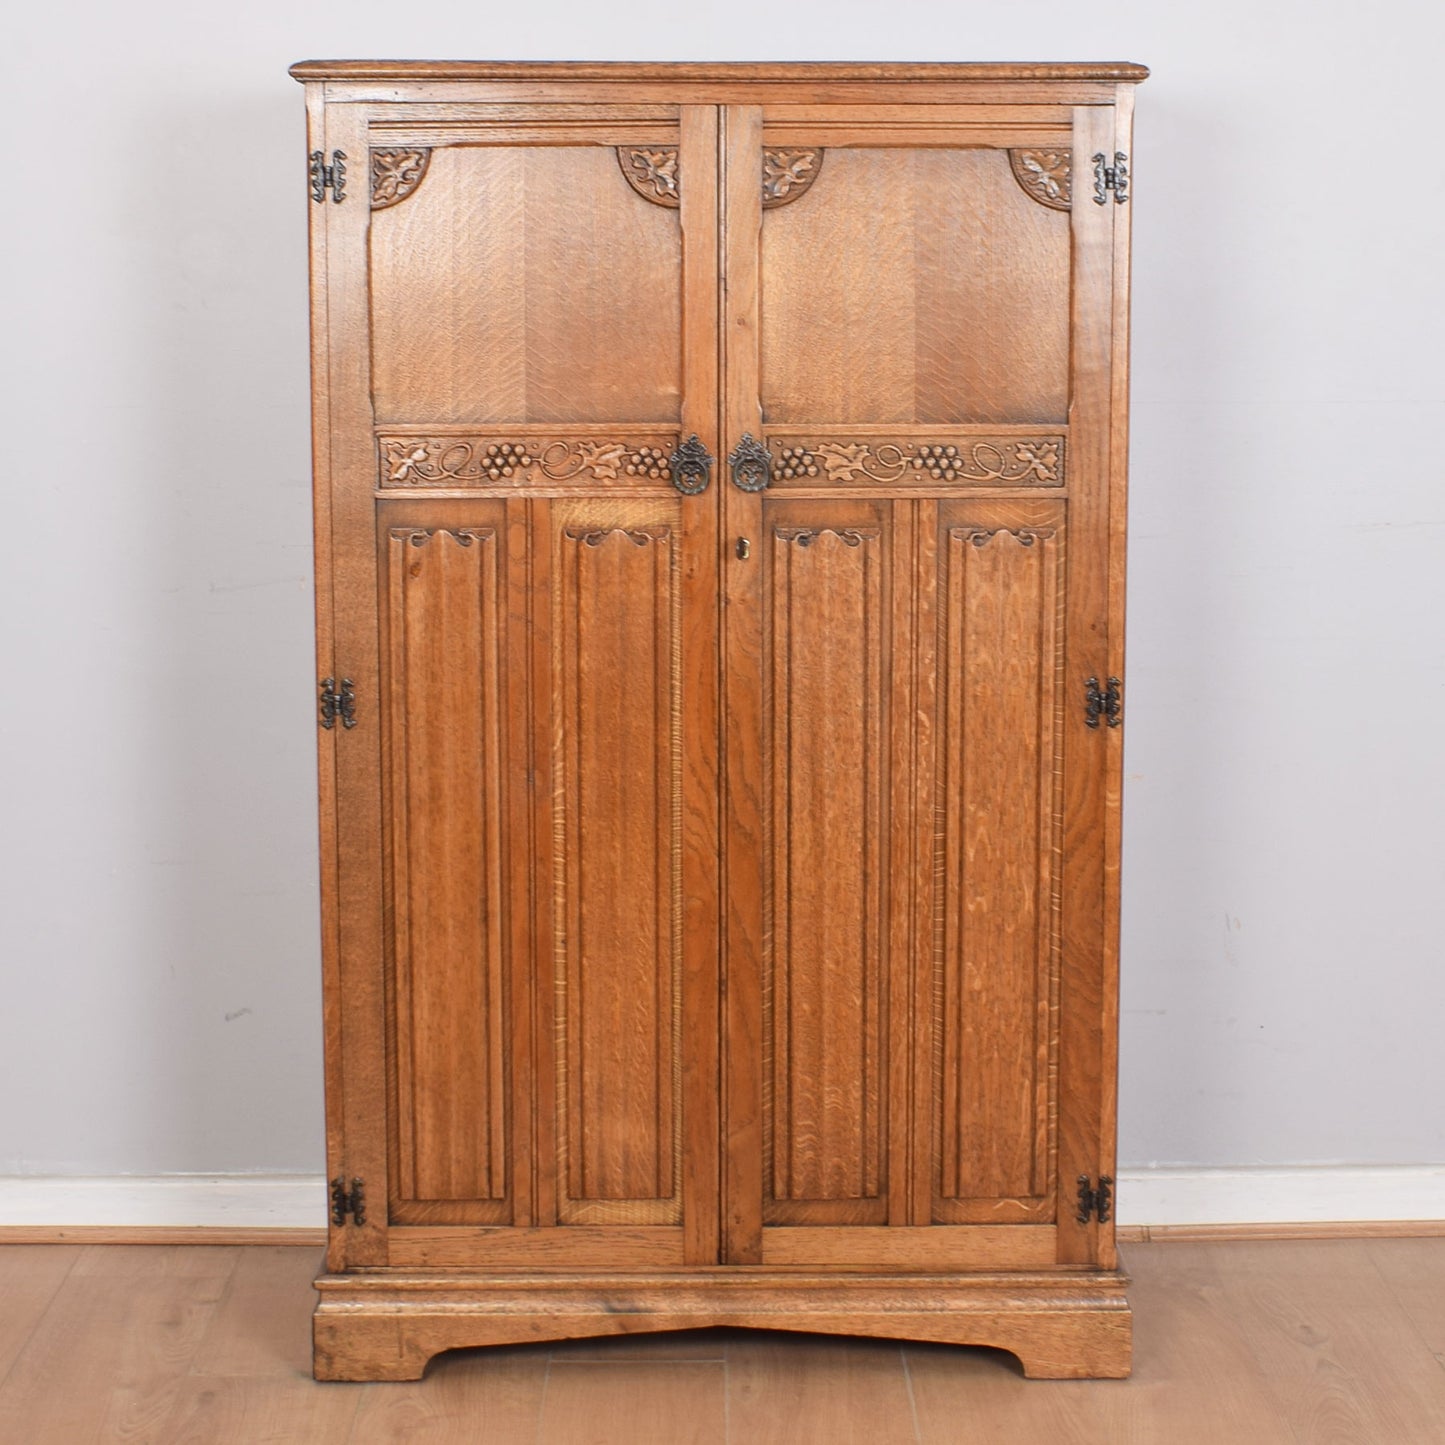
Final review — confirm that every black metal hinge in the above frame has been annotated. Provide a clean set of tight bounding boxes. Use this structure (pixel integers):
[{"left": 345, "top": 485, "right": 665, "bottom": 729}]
[
  {"left": 319, "top": 677, "right": 357, "bottom": 730},
  {"left": 1076, "top": 1174, "right": 1114, "bottom": 1225},
  {"left": 309, "top": 149, "right": 347, "bottom": 204},
  {"left": 330, "top": 1176, "right": 366, "bottom": 1227},
  {"left": 1092, "top": 151, "right": 1129, "bottom": 204},
  {"left": 1084, "top": 676, "right": 1122, "bottom": 729}
]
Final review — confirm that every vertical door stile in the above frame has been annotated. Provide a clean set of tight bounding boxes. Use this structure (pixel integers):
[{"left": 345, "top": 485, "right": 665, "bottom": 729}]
[
  {"left": 1056, "top": 101, "right": 1119, "bottom": 1268},
  {"left": 678, "top": 103, "right": 723, "bottom": 1266},
  {"left": 323, "top": 101, "right": 390, "bottom": 1267},
  {"left": 721, "top": 104, "right": 765, "bottom": 1265}
]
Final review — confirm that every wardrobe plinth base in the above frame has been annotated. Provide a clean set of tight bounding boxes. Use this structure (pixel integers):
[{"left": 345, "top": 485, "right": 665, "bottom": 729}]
[{"left": 312, "top": 1268, "right": 1132, "bottom": 1381}]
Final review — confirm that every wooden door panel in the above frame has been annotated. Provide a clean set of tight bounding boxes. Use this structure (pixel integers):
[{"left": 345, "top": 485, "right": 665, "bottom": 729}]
[
  {"left": 340, "top": 110, "right": 721, "bottom": 1264},
  {"left": 370, "top": 144, "right": 683, "bottom": 424},
  {"left": 383, "top": 510, "right": 509, "bottom": 1220},
  {"left": 762, "top": 501, "right": 890, "bottom": 1226},
  {"left": 725, "top": 109, "right": 1113, "bottom": 1269},
  {"left": 759, "top": 147, "right": 1070, "bottom": 426},
  {"left": 551, "top": 500, "right": 684, "bottom": 1224},
  {"left": 929, "top": 499, "right": 1065, "bottom": 1224}
]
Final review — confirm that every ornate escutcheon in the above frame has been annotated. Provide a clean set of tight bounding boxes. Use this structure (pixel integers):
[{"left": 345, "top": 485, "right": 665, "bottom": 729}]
[
  {"left": 669, "top": 434, "right": 714, "bottom": 495},
  {"left": 728, "top": 433, "right": 771, "bottom": 492}
]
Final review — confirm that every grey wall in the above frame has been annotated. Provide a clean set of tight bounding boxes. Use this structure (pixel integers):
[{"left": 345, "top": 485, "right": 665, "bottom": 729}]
[{"left": 3, "top": 1, "right": 1442, "bottom": 1177}]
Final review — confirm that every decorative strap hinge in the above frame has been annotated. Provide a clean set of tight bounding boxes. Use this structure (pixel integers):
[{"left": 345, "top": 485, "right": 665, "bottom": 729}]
[
  {"left": 1092, "top": 151, "right": 1129, "bottom": 205},
  {"left": 1084, "top": 676, "right": 1122, "bottom": 729},
  {"left": 330, "top": 1176, "right": 366, "bottom": 1227},
  {"left": 309, "top": 149, "right": 347, "bottom": 204},
  {"left": 1076, "top": 1174, "right": 1114, "bottom": 1225},
  {"left": 319, "top": 677, "right": 357, "bottom": 730}
]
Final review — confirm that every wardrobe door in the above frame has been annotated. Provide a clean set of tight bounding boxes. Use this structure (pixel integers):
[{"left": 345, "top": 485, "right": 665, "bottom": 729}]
[
  {"left": 318, "top": 103, "right": 721, "bottom": 1270},
  {"left": 720, "top": 104, "right": 1123, "bottom": 1270}
]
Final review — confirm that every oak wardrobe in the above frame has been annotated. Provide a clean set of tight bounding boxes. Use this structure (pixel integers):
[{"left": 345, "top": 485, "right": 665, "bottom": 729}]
[{"left": 291, "top": 59, "right": 1146, "bottom": 1382}]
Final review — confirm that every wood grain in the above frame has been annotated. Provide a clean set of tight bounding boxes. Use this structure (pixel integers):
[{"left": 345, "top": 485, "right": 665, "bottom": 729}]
[
  {"left": 760, "top": 148, "right": 1069, "bottom": 425},
  {"left": 370, "top": 145, "right": 682, "bottom": 425},
  {"left": 303, "top": 65, "right": 1142, "bottom": 1378},
  {"left": 0, "top": 1245, "right": 236, "bottom": 1444}
]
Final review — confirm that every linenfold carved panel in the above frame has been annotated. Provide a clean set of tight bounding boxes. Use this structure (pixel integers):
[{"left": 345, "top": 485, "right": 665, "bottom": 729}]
[
  {"left": 1008, "top": 149, "right": 1072, "bottom": 210},
  {"left": 380, "top": 436, "right": 679, "bottom": 487},
  {"left": 770, "top": 437, "right": 1065, "bottom": 486},
  {"left": 554, "top": 514, "right": 683, "bottom": 1222},
  {"left": 384, "top": 523, "right": 508, "bottom": 1211},
  {"left": 371, "top": 148, "right": 433, "bottom": 209}
]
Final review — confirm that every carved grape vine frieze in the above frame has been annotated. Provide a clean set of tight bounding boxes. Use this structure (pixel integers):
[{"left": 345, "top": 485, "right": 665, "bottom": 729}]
[
  {"left": 950, "top": 526, "right": 1058, "bottom": 548},
  {"left": 618, "top": 147, "right": 680, "bottom": 207},
  {"left": 772, "top": 437, "right": 1064, "bottom": 486},
  {"left": 763, "top": 148, "right": 823, "bottom": 208},
  {"left": 1008, "top": 149, "right": 1072, "bottom": 211},
  {"left": 380, "top": 437, "right": 677, "bottom": 487},
  {"left": 370, "top": 149, "right": 433, "bottom": 210}
]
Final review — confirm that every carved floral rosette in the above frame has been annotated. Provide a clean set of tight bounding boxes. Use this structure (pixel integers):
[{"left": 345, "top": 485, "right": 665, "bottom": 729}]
[
  {"left": 378, "top": 434, "right": 681, "bottom": 488},
  {"left": 616, "top": 146, "right": 824, "bottom": 208},
  {"left": 767, "top": 435, "right": 1066, "bottom": 487},
  {"left": 370, "top": 149, "right": 432, "bottom": 210},
  {"left": 1008, "top": 150, "right": 1072, "bottom": 211}
]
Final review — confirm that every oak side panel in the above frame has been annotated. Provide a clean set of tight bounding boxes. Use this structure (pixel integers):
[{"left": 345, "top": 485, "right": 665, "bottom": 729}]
[
  {"left": 322, "top": 102, "right": 389, "bottom": 1267},
  {"left": 1055, "top": 102, "right": 1118, "bottom": 1268}
]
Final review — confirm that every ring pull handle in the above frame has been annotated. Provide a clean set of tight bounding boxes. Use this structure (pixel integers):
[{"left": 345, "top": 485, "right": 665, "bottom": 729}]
[
  {"left": 728, "top": 433, "right": 771, "bottom": 492},
  {"left": 669, "top": 435, "right": 714, "bottom": 495}
]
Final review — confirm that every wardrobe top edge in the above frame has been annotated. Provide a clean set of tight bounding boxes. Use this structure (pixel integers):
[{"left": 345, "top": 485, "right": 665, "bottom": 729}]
[{"left": 288, "top": 60, "right": 1149, "bottom": 84}]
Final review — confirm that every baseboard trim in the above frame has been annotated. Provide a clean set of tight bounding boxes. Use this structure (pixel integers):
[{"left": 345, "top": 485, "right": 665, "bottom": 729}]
[
  {"left": 0, "top": 1226, "right": 327, "bottom": 1245},
  {"left": 0, "top": 1166, "right": 1440, "bottom": 1239}
]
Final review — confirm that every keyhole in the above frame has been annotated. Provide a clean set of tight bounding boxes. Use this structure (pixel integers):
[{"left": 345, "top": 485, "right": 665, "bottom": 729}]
[{"left": 736, "top": 537, "right": 751, "bottom": 560}]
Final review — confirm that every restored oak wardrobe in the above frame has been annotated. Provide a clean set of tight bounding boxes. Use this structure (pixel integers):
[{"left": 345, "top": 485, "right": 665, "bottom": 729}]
[{"left": 292, "top": 59, "right": 1146, "bottom": 1382}]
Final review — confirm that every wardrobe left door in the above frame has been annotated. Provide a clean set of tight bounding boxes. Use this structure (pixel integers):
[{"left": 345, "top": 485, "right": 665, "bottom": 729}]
[{"left": 311, "top": 99, "right": 722, "bottom": 1272}]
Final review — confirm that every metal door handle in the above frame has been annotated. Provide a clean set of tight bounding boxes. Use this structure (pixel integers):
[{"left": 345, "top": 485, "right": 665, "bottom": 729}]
[
  {"left": 669, "top": 435, "right": 714, "bottom": 495},
  {"left": 728, "top": 433, "right": 771, "bottom": 492}
]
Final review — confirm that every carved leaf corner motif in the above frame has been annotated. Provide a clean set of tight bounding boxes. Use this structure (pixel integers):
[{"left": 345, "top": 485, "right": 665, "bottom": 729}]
[
  {"left": 762, "top": 148, "right": 823, "bottom": 208},
  {"left": 617, "top": 146, "right": 681, "bottom": 207},
  {"left": 1008, "top": 149, "right": 1072, "bottom": 211},
  {"left": 370, "top": 148, "right": 432, "bottom": 210}
]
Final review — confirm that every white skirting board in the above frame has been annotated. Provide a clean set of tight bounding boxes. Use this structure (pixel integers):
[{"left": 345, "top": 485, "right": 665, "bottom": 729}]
[{"left": 0, "top": 1167, "right": 1442, "bottom": 1229}]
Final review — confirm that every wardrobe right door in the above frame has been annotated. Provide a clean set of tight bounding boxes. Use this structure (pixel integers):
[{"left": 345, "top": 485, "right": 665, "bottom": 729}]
[{"left": 720, "top": 102, "right": 1125, "bottom": 1273}]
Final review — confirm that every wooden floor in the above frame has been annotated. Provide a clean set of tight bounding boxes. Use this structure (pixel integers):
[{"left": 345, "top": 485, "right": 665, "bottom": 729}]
[{"left": 1, "top": 1240, "right": 1444, "bottom": 1442}]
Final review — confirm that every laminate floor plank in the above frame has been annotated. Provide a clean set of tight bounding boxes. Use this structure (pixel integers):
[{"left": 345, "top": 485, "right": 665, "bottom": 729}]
[
  {"left": 726, "top": 1333, "right": 919, "bottom": 1445},
  {"left": 537, "top": 1361, "right": 726, "bottom": 1445},
  {"left": 1223, "top": 1240, "right": 1445, "bottom": 1444},
  {"left": 906, "top": 1243, "right": 1295, "bottom": 1445},
  {"left": 3, "top": 1240, "right": 1445, "bottom": 1443},
  {"left": 158, "top": 1372, "right": 364, "bottom": 1445},
  {"left": 1368, "top": 1237, "right": 1445, "bottom": 1363},
  {"left": 0, "top": 1244, "right": 82, "bottom": 1385},
  {"left": 0, "top": 1244, "right": 237, "bottom": 1445},
  {"left": 191, "top": 1245, "right": 325, "bottom": 1377}
]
